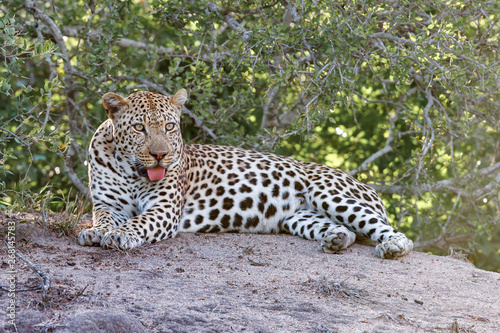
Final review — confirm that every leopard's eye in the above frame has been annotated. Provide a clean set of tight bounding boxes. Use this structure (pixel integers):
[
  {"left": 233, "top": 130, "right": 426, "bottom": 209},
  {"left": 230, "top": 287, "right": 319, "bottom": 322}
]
[
  {"left": 133, "top": 124, "right": 144, "bottom": 132},
  {"left": 165, "top": 123, "right": 175, "bottom": 131}
]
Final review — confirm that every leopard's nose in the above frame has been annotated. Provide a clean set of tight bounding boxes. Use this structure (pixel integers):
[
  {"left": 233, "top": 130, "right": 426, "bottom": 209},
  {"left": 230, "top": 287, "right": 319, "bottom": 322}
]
[{"left": 150, "top": 151, "right": 167, "bottom": 160}]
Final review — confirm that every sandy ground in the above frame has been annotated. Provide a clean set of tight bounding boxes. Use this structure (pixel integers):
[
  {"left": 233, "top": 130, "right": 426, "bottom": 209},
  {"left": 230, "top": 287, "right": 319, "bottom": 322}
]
[{"left": 1, "top": 212, "right": 499, "bottom": 333}]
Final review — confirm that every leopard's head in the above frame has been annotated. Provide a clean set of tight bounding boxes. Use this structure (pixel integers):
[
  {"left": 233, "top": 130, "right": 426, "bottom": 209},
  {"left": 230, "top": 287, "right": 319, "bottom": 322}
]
[{"left": 101, "top": 89, "right": 187, "bottom": 181}]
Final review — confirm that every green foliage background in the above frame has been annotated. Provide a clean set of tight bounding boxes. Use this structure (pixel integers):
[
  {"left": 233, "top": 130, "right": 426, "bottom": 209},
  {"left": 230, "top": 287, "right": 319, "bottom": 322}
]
[{"left": 1, "top": 0, "right": 499, "bottom": 271}]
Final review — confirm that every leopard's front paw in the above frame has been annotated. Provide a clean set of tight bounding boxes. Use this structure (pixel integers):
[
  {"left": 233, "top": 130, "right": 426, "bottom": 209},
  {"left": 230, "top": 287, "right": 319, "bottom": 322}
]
[
  {"left": 374, "top": 233, "right": 413, "bottom": 259},
  {"left": 321, "top": 225, "right": 356, "bottom": 254},
  {"left": 101, "top": 230, "right": 146, "bottom": 251},
  {"left": 78, "top": 228, "right": 107, "bottom": 246}
]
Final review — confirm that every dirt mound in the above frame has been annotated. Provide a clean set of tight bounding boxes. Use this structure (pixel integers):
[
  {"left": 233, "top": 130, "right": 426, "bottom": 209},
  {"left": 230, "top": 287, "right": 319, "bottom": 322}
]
[{"left": 1, "top": 213, "right": 499, "bottom": 332}]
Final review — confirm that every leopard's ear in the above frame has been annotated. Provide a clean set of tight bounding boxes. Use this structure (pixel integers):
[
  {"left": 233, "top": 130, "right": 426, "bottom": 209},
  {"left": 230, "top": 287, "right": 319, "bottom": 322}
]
[
  {"left": 171, "top": 89, "right": 187, "bottom": 114},
  {"left": 102, "top": 92, "right": 129, "bottom": 120}
]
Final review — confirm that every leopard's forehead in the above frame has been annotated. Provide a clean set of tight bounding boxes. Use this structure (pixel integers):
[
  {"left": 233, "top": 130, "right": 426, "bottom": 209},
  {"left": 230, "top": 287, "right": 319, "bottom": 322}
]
[{"left": 125, "top": 91, "right": 179, "bottom": 123}]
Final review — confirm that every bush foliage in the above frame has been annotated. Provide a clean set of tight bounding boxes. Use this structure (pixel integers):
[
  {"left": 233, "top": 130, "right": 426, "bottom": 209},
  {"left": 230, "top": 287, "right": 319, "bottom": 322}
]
[{"left": 1, "top": 0, "right": 499, "bottom": 271}]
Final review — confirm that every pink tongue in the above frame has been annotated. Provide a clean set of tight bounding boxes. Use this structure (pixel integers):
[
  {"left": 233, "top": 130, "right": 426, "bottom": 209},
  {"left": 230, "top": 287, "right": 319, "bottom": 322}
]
[{"left": 147, "top": 166, "right": 166, "bottom": 181}]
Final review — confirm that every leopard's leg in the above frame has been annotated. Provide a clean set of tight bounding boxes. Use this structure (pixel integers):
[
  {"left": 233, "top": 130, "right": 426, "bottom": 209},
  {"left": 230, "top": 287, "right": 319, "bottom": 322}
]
[
  {"left": 100, "top": 204, "right": 182, "bottom": 251},
  {"left": 281, "top": 210, "right": 356, "bottom": 253},
  {"left": 78, "top": 209, "right": 117, "bottom": 246},
  {"left": 311, "top": 195, "right": 413, "bottom": 259}
]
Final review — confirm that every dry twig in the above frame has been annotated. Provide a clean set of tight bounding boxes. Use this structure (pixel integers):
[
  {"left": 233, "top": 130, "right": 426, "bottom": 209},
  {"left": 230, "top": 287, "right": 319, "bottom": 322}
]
[{"left": 3, "top": 240, "right": 50, "bottom": 292}]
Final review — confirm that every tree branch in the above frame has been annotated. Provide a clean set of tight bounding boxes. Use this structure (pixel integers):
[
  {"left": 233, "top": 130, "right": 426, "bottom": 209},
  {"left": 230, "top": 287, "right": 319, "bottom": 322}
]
[
  {"left": 25, "top": 0, "right": 88, "bottom": 194},
  {"left": 478, "top": 161, "right": 500, "bottom": 177},
  {"left": 414, "top": 234, "right": 474, "bottom": 251},
  {"left": 281, "top": 1, "right": 316, "bottom": 63},
  {"left": 369, "top": 160, "right": 500, "bottom": 197},
  {"left": 350, "top": 112, "right": 398, "bottom": 176},
  {"left": 16, "top": 23, "right": 210, "bottom": 61},
  {"left": 64, "top": 142, "right": 89, "bottom": 197},
  {"left": 370, "top": 32, "right": 417, "bottom": 46},
  {"left": 0, "top": 126, "right": 31, "bottom": 149},
  {"left": 261, "top": 86, "right": 280, "bottom": 129},
  {"left": 350, "top": 145, "right": 394, "bottom": 176},
  {"left": 369, "top": 181, "right": 457, "bottom": 196},
  {"left": 415, "top": 90, "right": 435, "bottom": 182},
  {"left": 206, "top": 2, "right": 251, "bottom": 42}
]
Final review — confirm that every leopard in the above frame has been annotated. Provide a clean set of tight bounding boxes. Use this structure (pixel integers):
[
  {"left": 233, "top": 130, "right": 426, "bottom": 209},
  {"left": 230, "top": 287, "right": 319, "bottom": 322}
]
[{"left": 78, "top": 89, "right": 413, "bottom": 259}]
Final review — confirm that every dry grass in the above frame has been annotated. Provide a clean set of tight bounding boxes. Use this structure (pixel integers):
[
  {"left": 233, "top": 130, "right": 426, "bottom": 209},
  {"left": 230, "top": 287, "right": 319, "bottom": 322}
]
[{"left": 304, "top": 276, "right": 371, "bottom": 301}]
